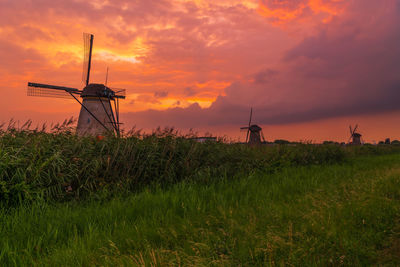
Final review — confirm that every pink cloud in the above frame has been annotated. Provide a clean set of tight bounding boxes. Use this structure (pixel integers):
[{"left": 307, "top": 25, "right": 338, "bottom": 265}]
[
  {"left": 119, "top": 0, "right": 400, "bottom": 130},
  {"left": 0, "top": 0, "right": 399, "bottom": 142}
]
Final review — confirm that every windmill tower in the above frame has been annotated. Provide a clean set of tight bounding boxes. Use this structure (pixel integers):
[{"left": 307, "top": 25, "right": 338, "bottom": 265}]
[
  {"left": 27, "top": 33, "right": 126, "bottom": 136},
  {"left": 348, "top": 124, "right": 363, "bottom": 145},
  {"left": 240, "top": 108, "right": 265, "bottom": 145}
]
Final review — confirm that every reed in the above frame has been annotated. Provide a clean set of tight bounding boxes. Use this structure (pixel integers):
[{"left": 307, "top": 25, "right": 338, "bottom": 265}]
[{"left": 1, "top": 121, "right": 399, "bottom": 206}]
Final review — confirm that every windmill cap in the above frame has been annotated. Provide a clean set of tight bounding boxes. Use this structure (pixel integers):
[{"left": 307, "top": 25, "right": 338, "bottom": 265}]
[
  {"left": 81, "top": 83, "right": 114, "bottom": 98},
  {"left": 249, "top": 124, "right": 262, "bottom": 132},
  {"left": 353, "top": 133, "right": 362, "bottom": 137}
]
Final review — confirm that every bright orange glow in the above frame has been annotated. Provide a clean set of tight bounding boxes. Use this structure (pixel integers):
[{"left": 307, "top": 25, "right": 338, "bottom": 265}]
[
  {"left": 257, "top": 0, "right": 348, "bottom": 24},
  {"left": 309, "top": 0, "right": 347, "bottom": 15},
  {"left": 258, "top": 3, "right": 307, "bottom": 23}
]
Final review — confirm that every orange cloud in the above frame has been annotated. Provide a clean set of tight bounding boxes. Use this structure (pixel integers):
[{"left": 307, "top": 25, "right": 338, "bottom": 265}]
[
  {"left": 309, "top": 0, "right": 345, "bottom": 15},
  {"left": 258, "top": 0, "right": 348, "bottom": 24}
]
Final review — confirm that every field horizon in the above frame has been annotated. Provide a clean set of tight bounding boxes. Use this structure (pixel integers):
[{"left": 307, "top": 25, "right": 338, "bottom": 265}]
[{"left": 1, "top": 118, "right": 399, "bottom": 146}]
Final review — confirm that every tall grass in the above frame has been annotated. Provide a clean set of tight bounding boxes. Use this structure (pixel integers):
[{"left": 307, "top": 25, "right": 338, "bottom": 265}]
[{"left": 1, "top": 122, "right": 400, "bottom": 206}]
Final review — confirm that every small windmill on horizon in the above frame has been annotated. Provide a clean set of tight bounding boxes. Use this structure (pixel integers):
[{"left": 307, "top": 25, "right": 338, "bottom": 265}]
[
  {"left": 240, "top": 108, "right": 265, "bottom": 145},
  {"left": 27, "top": 33, "right": 126, "bottom": 136},
  {"left": 348, "top": 124, "right": 363, "bottom": 145}
]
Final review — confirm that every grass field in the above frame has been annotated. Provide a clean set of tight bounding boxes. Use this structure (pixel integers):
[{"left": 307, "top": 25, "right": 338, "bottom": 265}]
[{"left": 1, "top": 129, "right": 400, "bottom": 266}]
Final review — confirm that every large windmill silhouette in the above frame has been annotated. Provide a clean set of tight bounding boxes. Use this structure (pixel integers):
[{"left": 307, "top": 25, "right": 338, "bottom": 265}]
[{"left": 27, "top": 33, "right": 126, "bottom": 136}]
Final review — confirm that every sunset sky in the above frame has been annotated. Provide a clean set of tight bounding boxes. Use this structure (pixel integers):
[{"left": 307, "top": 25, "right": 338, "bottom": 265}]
[{"left": 0, "top": 0, "right": 399, "bottom": 142}]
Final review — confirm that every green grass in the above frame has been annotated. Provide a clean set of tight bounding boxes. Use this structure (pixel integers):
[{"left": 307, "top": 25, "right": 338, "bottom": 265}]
[
  {"left": 1, "top": 127, "right": 399, "bottom": 206},
  {"left": 1, "top": 153, "right": 399, "bottom": 266}
]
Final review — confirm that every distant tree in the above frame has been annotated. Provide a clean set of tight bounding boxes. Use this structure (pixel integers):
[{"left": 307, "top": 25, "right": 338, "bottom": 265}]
[
  {"left": 323, "top": 141, "right": 339, "bottom": 145},
  {"left": 391, "top": 140, "right": 400, "bottom": 145},
  {"left": 378, "top": 141, "right": 385, "bottom": 145},
  {"left": 274, "top": 139, "right": 290, "bottom": 145}
]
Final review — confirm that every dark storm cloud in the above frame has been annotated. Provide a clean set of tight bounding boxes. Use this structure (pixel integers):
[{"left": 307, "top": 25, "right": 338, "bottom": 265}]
[{"left": 253, "top": 69, "right": 278, "bottom": 84}]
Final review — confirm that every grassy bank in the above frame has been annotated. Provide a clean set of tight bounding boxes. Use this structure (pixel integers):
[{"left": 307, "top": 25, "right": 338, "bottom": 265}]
[
  {"left": 1, "top": 153, "right": 399, "bottom": 266},
  {"left": 1, "top": 129, "right": 400, "bottom": 206}
]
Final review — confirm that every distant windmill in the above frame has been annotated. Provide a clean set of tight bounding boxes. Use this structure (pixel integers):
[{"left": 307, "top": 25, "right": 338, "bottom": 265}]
[
  {"left": 27, "top": 33, "right": 126, "bottom": 136},
  {"left": 240, "top": 108, "right": 265, "bottom": 145},
  {"left": 348, "top": 124, "right": 363, "bottom": 145}
]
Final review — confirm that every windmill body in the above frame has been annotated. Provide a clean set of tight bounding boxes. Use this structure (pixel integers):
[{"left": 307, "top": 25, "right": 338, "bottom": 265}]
[
  {"left": 241, "top": 108, "right": 265, "bottom": 145},
  {"left": 27, "top": 33, "right": 126, "bottom": 136},
  {"left": 351, "top": 133, "right": 362, "bottom": 145},
  {"left": 76, "top": 84, "right": 117, "bottom": 135},
  {"left": 248, "top": 125, "right": 263, "bottom": 144},
  {"left": 348, "top": 125, "right": 363, "bottom": 145}
]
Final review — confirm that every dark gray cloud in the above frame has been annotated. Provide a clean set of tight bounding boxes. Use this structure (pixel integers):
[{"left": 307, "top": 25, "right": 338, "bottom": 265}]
[
  {"left": 154, "top": 91, "right": 169, "bottom": 98},
  {"left": 184, "top": 87, "right": 196, "bottom": 97}
]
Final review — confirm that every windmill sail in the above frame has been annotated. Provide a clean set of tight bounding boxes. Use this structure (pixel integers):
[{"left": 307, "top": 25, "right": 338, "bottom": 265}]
[
  {"left": 246, "top": 108, "right": 252, "bottom": 142},
  {"left": 261, "top": 131, "right": 266, "bottom": 142},
  {"left": 82, "top": 33, "right": 94, "bottom": 85},
  {"left": 27, "top": 82, "right": 80, "bottom": 99},
  {"left": 110, "top": 88, "right": 126, "bottom": 98}
]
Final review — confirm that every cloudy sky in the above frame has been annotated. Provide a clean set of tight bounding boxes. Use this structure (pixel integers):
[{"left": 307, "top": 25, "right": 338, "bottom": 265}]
[{"left": 0, "top": 0, "right": 399, "bottom": 142}]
